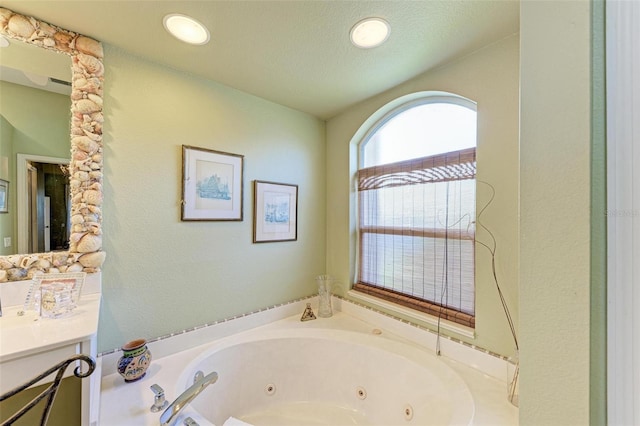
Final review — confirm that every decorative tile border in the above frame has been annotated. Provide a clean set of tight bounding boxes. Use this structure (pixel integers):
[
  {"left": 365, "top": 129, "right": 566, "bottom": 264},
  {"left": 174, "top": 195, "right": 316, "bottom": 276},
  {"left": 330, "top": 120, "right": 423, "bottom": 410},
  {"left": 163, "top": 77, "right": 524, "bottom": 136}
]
[
  {"left": 98, "top": 295, "right": 316, "bottom": 357},
  {"left": 99, "top": 293, "right": 511, "bottom": 383},
  {"left": 352, "top": 283, "right": 475, "bottom": 328},
  {"left": 335, "top": 295, "right": 509, "bottom": 361}
]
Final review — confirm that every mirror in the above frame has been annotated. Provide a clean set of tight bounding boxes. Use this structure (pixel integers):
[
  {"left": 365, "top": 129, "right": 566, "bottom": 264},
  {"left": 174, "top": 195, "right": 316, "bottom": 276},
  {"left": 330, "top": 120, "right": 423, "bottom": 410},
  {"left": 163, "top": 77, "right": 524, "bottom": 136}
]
[
  {"left": 0, "top": 7, "right": 105, "bottom": 282},
  {"left": 1, "top": 39, "right": 72, "bottom": 255}
]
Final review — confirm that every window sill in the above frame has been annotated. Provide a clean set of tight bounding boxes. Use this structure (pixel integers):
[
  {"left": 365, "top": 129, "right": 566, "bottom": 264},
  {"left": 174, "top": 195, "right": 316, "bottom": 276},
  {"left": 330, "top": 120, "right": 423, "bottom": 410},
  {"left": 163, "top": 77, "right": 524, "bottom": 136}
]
[{"left": 346, "top": 289, "right": 476, "bottom": 339}]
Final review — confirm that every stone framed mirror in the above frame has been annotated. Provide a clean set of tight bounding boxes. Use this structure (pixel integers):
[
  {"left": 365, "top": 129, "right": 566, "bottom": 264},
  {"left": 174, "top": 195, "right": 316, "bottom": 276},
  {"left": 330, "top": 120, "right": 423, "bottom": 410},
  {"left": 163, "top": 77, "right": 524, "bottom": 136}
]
[{"left": 0, "top": 7, "right": 105, "bottom": 282}]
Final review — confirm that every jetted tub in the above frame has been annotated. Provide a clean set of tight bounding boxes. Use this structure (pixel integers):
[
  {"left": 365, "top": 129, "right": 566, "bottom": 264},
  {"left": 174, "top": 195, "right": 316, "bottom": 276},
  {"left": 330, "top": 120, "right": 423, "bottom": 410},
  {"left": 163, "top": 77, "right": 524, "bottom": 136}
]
[{"left": 172, "top": 328, "right": 475, "bottom": 426}]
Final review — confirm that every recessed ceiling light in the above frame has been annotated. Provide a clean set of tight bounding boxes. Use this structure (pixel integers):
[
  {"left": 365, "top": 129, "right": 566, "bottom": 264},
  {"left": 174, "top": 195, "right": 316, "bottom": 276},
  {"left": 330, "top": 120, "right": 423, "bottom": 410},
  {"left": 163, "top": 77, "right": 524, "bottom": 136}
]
[
  {"left": 350, "top": 17, "right": 390, "bottom": 49},
  {"left": 163, "top": 13, "right": 210, "bottom": 45}
]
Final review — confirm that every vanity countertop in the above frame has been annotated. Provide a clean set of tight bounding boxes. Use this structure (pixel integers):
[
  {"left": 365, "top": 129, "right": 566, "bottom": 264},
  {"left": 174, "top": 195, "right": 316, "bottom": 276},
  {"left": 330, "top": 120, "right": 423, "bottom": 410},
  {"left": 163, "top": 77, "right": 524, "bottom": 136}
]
[
  {"left": 0, "top": 273, "right": 102, "bottom": 425},
  {"left": 0, "top": 293, "right": 101, "bottom": 363},
  {"left": 0, "top": 273, "right": 102, "bottom": 395}
]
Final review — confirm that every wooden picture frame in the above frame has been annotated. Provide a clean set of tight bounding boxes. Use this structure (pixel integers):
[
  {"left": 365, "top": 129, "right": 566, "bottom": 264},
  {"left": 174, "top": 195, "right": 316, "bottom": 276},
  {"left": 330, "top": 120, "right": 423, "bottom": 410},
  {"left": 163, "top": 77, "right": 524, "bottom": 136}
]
[
  {"left": 253, "top": 180, "right": 298, "bottom": 243},
  {"left": 0, "top": 179, "right": 7, "bottom": 213},
  {"left": 181, "top": 145, "right": 244, "bottom": 221}
]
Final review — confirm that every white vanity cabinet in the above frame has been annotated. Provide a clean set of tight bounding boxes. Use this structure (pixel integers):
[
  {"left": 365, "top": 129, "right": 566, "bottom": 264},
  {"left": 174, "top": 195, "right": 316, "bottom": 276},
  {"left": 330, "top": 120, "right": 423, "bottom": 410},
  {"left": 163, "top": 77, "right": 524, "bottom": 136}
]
[{"left": 0, "top": 274, "right": 101, "bottom": 425}]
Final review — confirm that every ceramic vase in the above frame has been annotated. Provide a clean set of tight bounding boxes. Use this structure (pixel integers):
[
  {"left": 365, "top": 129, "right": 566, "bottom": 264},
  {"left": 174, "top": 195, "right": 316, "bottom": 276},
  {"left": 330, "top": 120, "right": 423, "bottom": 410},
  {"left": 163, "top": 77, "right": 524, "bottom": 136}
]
[{"left": 117, "top": 339, "right": 152, "bottom": 382}]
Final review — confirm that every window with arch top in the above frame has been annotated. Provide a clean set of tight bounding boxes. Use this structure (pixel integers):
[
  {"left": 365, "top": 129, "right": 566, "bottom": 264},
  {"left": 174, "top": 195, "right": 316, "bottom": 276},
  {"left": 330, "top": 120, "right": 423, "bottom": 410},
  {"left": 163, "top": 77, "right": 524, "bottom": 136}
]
[{"left": 355, "top": 94, "right": 477, "bottom": 327}]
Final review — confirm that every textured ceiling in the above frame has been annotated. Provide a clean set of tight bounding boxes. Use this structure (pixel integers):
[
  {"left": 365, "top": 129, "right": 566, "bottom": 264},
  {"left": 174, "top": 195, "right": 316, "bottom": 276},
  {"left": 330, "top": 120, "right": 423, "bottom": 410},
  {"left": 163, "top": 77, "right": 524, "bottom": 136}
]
[{"left": 1, "top": 1, "right": 519, "bottom": 119}]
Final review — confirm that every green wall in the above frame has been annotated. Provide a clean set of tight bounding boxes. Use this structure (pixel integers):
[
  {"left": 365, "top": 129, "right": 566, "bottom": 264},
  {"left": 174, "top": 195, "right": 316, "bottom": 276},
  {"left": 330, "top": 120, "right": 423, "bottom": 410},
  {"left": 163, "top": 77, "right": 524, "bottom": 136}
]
[
  {"left": 0, "top": 114, "right": 14, "bottom": 255},
  {"left": 326, "top": 35, "right": 521, "bottom": 358},
  {"left": 98, "top": 46, "right": 326, "bottom": 352},
  {"left": 0, "top": 81, "right": 70, "bottom": 255},
  {"left": 590, "top": 0, "right": 607, "bottom": 424},
  {"left": 520, "top": 1, "right": 593, "bottom": 423}
]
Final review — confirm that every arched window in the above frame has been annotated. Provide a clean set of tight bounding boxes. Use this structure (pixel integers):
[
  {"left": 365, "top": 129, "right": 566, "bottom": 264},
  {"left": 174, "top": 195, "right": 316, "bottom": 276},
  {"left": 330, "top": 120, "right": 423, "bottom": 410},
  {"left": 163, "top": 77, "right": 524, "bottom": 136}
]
[{"left": 355, "top": 94, "right": 477, "bottom": 327}]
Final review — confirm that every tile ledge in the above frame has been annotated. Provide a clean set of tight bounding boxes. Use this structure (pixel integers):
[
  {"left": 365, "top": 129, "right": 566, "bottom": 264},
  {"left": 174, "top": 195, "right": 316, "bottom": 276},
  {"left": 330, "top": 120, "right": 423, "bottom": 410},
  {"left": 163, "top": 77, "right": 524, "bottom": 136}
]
[{"left": 345, "top": 290, "right": 475, "bottom": 339}]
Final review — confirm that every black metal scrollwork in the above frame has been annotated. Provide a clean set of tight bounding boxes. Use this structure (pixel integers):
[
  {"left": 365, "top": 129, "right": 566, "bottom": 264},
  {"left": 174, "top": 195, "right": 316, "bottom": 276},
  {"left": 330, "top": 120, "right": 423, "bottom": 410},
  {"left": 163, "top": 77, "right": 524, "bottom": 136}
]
[{"left": 0, "top": 354, "right": 96, "bottom": 426}]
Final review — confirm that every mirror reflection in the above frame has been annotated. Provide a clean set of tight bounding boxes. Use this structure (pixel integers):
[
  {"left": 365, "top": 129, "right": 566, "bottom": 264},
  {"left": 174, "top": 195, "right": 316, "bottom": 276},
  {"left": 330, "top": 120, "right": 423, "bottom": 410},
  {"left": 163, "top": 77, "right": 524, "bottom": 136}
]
[{"left": 0, "top": 37, "right": 72, "bottom": 255}]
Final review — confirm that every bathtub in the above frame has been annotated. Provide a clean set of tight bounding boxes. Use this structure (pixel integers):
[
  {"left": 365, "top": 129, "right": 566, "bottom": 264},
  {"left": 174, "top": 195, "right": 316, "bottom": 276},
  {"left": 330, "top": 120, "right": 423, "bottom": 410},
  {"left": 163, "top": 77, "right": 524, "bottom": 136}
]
[
  {"left": 172, "top": 328, "right": 474, "bottom": 426},
  {"left": 99, "top": 299, "right": 517, "bottom": 426}
]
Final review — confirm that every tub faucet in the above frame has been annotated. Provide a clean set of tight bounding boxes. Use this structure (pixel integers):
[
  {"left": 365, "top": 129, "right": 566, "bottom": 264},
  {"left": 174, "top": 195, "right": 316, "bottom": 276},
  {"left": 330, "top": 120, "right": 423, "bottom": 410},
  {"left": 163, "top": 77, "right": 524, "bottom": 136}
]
[
  {"left": 150, "top": 384, "right": 168, "bottom": 412},
  {"left": 159, "top": 371, "right": 218, "bottom": 426}
]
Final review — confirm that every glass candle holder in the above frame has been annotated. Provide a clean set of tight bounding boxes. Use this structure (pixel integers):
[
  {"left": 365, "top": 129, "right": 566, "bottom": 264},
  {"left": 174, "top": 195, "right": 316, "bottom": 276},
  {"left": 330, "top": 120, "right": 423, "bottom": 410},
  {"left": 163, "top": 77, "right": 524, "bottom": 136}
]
[{"left": 316, "top": 275, "right": 333, "bottom": 318}]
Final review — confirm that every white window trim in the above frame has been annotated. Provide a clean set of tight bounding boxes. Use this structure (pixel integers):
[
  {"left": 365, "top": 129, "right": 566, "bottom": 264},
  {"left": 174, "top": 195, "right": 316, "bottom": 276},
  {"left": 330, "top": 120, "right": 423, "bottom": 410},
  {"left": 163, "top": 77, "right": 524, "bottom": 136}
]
[{"left": 606, "top": 0, "right": 640, "bottom": 424}]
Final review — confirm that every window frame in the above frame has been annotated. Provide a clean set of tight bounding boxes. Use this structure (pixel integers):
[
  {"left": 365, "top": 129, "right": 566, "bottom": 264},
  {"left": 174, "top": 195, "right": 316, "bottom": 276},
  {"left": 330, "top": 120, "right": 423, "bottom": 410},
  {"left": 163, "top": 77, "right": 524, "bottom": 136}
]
[
  {"left": 354, "top": 93, "right": 478, "bottom": 328},
  {"left": 357, "top": 95, "right": 478, "bottom": 169}
]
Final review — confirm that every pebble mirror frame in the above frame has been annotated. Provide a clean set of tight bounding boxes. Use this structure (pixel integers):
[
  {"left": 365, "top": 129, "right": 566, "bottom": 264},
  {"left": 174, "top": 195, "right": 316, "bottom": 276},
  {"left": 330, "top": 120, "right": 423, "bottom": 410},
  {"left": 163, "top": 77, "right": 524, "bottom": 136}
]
[{"left": 0, "top": 7, "right": 106, "bottom": 282}]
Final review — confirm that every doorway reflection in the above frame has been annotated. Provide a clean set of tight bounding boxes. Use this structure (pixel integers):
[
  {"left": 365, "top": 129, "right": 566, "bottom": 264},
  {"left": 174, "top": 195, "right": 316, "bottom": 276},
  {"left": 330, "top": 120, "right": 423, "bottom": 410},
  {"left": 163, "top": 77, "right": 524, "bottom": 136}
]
[{"left": 26, "top": 160, "right": 70, "bottom": 253}]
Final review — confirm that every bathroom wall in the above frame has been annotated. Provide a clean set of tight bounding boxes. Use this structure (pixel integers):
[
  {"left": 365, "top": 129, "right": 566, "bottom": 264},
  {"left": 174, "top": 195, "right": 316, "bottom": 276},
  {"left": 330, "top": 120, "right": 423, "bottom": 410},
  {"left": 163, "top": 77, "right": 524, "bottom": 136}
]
[
  {"left": 0, "top": 81, "right": 70, "bottom": 255},
  {"left": 99, "top": 46, "right": 326, "bottom": 352},
  {"left": 519, "top": 1, "right": 593, "bottom": 424},
  {"left": 0, "top": 114, "right": 13, "bottom": 256},
  {"left": 326, "top": 34, "right": 520, "bottom": 357}
]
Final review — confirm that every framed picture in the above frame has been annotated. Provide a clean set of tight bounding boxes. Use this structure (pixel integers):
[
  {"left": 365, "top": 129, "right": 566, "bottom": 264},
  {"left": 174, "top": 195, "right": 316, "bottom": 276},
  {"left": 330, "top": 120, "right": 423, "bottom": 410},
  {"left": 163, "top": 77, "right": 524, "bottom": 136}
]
[
  {"left": 0, "top": 179, "right": 7, "bottom": 213},
  {"left": 24, "top": 272, "right": 86, "bottom": 316},
  {"left": 182, "top": 145, "right": 244, "bottom": 221},
  {"left": 253, "top": 180, "right": 298, "bottom": 243}
]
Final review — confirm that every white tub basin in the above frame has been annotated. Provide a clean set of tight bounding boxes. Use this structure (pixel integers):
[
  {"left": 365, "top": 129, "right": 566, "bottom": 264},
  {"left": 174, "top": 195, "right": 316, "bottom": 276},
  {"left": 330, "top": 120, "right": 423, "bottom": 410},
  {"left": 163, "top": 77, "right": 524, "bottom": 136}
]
[{"left": 175, "top": 328, "right": 474, "bottom": 426}]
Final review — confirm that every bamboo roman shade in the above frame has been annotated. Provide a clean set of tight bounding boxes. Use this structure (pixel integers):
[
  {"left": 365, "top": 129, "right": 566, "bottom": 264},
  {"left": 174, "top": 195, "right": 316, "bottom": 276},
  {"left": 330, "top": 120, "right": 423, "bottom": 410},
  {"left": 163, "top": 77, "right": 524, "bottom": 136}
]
[{"left": 356, "top": 147, "right": 476, "bottom": 327}]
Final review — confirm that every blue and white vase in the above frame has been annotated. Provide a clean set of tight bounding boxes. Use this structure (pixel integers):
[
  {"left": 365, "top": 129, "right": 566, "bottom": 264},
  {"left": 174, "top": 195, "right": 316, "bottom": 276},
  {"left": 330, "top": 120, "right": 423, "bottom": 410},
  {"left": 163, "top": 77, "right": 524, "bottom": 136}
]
[{"left": 117, "top": 339, "right": 152, "bottom": 382}]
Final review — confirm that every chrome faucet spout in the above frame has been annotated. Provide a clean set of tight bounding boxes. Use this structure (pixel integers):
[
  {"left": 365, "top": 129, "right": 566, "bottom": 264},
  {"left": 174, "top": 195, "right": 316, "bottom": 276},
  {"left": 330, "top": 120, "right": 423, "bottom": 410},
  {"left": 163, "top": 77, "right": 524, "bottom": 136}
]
[{"left": 159, "top": 371, "right": 218, "bottom": 426}]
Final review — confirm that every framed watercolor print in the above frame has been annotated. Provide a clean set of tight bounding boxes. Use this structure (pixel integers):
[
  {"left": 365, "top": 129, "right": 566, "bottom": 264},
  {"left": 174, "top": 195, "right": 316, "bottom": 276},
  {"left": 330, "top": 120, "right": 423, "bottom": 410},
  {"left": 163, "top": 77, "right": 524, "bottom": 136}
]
[
  {"left": 181, "top": 145, "right": 244, "bottom": 221},
  {"left": 0, "top": 179, "right": 8, "bottom": 213},
  {"left": 253, "top": 180, "right": 298, "bottom": 243}
]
